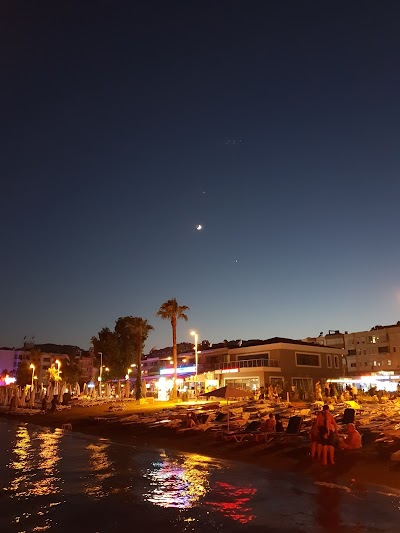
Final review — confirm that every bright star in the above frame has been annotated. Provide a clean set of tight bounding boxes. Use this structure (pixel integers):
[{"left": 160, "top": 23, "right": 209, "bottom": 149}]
[{"left": 196, "top": 224, "right": 202, "bottom": 230}]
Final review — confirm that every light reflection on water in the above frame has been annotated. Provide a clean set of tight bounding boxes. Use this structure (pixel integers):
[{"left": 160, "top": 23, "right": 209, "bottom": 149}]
[
  {"left": 143, "top": 451, "right": 213, "bottom": 509},
  {"left": 8, "top": 425, "right": 62, "bottom": 498},
  {"left": 84, "top": 442, "right": 115, "bottom": 499},
  {"left": 0, "top": 419, "right": 399, "bottom": 532}
]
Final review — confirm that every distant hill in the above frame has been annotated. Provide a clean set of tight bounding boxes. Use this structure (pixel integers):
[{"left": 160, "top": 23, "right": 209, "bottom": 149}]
[{"left": 34, "top": 344, "right": 85, "bottom": 356}]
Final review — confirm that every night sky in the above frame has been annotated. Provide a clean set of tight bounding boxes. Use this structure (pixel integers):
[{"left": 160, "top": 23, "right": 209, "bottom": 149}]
[{"left": 3, "top": 1, "right": 400, "bottom": 351}]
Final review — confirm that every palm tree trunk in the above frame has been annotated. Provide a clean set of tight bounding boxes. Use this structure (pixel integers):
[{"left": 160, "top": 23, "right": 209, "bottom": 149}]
[
  {"left": 171, "top": 316, "right": 177, "bottom": 400},
  {"left": 136, "top": 322, "right": 142, "bottom": 400}
]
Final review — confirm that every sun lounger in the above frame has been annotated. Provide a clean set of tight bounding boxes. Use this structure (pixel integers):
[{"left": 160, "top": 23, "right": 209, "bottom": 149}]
[
  {"left": 223, "top": 420, "right": 263, "bottom": 442},
  {"left": 266, "top": 416, "right": 303, "bottom": 443}
]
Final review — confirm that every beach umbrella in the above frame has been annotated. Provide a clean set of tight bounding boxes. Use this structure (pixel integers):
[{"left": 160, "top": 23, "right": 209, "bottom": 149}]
[
  {"left": 59, "top": 382, "right": 66, "bottom": 404},
  {"left": 29, "top": 387, "right": 35, "bottom": 408},
  {"left": 116, "top": 380, "right": 121, "bottom": 399},
  {"left": 19, "top": 390, "right": 26, "bottom": 408},
  {"left": 2, "top": 388, "right": 8, "bottom": 406},
  {"left": 47, "top": 382, "right": 54, "bottom": 402},
  {"left": 14, "top": 389, "right": 20, "bottom": 408},
  {"left": 104, "top": 383, "right": 110, "bottom": 399},
  {"left": 83, "top": 383, "right": 88, "bottom": 396},
  {"left": 201, "top": 386, "right": 253, "bottom": 431},
  {"left": 39, "top": 387, "right": 46, "bottom": 401},
  {"left": 75, "top": 383, "right": 80, "bottom": 397},
  {"left": 125, "top": 379, "right": 130, "bottom": 398}
]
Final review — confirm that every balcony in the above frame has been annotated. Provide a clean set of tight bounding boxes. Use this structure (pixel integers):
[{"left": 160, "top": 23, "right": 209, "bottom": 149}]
[{"left": 216, "top": 359, "right": 280, "bottom": 370}]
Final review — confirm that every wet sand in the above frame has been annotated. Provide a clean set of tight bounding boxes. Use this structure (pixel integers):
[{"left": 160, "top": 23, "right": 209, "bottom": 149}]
[{"left": 2, "top": 401, "right": 400, "bottom": 492}]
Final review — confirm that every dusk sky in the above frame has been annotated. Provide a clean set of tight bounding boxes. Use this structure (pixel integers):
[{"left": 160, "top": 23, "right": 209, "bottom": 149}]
[{"left": 2, "top": 1, "right": 400, "bottom": 351}]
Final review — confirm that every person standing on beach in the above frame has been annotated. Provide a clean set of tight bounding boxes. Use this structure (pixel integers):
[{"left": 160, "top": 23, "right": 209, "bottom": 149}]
[
  {"left": 315, "top": 381, "right": 322, "bottom": 401},
  {"left": 50, "top": 396, "right": 58, "bottom": 414},
  {"left": 42, "top": 395, "right": 48, "bottom": 413},
  {"left": 316, "top": 405, "right": 338, "bottom": 466},
  {"left": 310, "top": 412, "right": 321, "bottom": 460}
]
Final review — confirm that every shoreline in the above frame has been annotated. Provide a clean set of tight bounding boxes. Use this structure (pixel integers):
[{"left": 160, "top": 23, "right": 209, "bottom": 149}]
[{"left": 1, "top": 403, "right": 400, "bottom": 492}]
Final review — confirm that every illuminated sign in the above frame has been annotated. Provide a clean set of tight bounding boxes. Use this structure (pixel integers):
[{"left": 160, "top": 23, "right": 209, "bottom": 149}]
[
  {"left": 221, "top": 368, "right": 239, "bottom": 374},
  {"left": 160, "top": 365, "right": 196, "bottom": 376}
]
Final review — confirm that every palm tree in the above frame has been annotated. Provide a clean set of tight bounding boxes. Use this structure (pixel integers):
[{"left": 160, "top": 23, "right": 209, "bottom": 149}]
[
  {"left": 121, "top": 317, "right": 153, "bottom": 400},
  {"left": 157, "top": 298, "right": 190, "bottom": 400}
]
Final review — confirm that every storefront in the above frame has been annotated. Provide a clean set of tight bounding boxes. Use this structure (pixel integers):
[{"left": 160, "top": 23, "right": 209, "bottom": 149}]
[
  {"left": 216, "top": 368, "right": 261, "bottom": 391},
  {"left": 328, "top": 371, "right": 400, "bottom": 392}
]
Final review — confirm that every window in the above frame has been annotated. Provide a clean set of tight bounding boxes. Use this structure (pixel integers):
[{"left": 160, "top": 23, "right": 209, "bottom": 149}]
[
  {"left": 394, "top": 347, "right": 397, "bottom": 353},
  {"left": 363, "top": 350, "right": 366, "bottom": 355},
  {"left": 350, "top": 363, "right": 356, "bottom": 368},
  {"left": 296, "top": 353, "right": 321, "bottom": 367},
  {"left": 334, "top": 355, "right": 339, "bottom": 369},
  {"left": 388, "top": 360, "right": 392, "bottom": 366},
  {"left": 292, "top": 377, "right": 313, "bottom": 393},
  {"left": 348, "top": 349, "right": 356, "bottom": 355},
  {"left": 365, "top": 362, "right": 368, "bottom": 366},
  {"left": 327, "top": 355, "right": 332, "bottom": 368},
  {"left": 378, "top": 346, "right": 389, "bottom": 354}
]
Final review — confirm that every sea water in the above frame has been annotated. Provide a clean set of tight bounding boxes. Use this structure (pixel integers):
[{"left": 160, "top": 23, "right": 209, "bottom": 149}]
[{"left": 0, "top": 418, "right": 399, "bottom": 532}]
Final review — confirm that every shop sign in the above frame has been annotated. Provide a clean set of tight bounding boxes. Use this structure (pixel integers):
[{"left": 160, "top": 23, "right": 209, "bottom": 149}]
[{"left": 160, "top": 365, "right": 196, "bottom": 376}]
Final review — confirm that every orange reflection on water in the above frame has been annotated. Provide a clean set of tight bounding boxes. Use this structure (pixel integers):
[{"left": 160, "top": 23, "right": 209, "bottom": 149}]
[
  {"left": 8, "top": 425, "right": 61, "bottom": 498},
  {"left": 9, "top": 425, "right": 35, "bottom": 496},
  {"left": 84, "top": 442, "right": 114, "bottom": 499},
  {"left": 143, "top": 452, "right": 212, "bottom": 509},
  {"left": 207, "top": 481, "right": 256, "bottom": 524}
]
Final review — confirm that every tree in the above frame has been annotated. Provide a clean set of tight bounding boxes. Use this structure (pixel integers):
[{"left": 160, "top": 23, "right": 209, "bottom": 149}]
[
  {"left": 16, "top": 361, "right": 31, "bottom": 387},
  {"left": 62, "top": 356, "right": 84, "bottom": 384},
  {"left": 157, "top": 298, "right": 189, "bottom": 400},
  {"left": 120, "top": 317, "right": 153, "bottom": 399},
  {"left": 91, "top": 327, "right": 120, "bottom": 379},
  {"left": 91, "top": 317, "right": 153, "bottom": 386}
]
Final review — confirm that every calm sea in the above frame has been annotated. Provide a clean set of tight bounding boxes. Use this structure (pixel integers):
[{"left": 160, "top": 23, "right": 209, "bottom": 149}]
[{"left": 0, "top": 418, "right": 399, "bottom": 532}]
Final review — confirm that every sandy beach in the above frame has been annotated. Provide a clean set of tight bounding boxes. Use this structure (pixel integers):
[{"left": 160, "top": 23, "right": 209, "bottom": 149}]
[{"left": 1, "top": 400, "right": 400, "bottom": 493}]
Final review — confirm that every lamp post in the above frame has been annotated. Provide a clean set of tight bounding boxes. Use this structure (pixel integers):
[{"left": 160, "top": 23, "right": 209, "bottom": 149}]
[
  {"left": 29, "top": 363, "right": 35, "bottom": 389},
  {"left": 55, "top": 359, "right": 61, "bottom": 380},
  {"left": 98, "top": 352, "right": 103, "bottom": 397},
  {"left": 191, "top": 331, "right": 198, "bottom": 396}
]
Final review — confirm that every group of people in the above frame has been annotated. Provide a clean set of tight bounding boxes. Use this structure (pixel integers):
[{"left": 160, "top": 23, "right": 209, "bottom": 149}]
[
  {"left": 315, "top": 381, "right": 359, "bottom": 404},
  {"left": 310, "top": 404, "right": 362, "bottom": 465},
  {"left": 262, "top": 412, "right": 284, "bottom": 433},
  {"left": 258, "top": 384, "right": 282, "bottom": 402}
]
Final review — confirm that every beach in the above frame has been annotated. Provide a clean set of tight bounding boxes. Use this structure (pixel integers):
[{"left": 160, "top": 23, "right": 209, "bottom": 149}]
[{"left": 1, "top": 400, "right": 399, "bottom": 492}]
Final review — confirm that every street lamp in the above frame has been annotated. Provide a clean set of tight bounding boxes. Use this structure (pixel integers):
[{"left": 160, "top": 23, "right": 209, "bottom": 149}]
[
  {"left": 29, "top": 363, "right": 35, "bottom": 388},
  {"left": 191, "top": 330, "right": 198, "bottom": 385},
  {"left": 97, "top": 353, "right": 104, "bottom": 397},
  {"left": 55, "top": 360, "right": 61, "bottom": 380}
]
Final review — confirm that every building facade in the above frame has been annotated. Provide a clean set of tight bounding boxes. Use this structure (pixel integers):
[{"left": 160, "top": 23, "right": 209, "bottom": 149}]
[{"left": 344, "top": 323, "right": 400, "bottom": 373}]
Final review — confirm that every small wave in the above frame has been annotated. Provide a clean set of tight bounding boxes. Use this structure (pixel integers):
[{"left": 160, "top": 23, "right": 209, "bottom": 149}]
[{"left": 314, "top": 481, "right": 352, "bottom": 493}]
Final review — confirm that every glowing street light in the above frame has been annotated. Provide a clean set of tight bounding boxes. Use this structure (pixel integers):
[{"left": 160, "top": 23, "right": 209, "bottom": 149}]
[
  {"left": 98, "top": 352, "right": 103, "bottom": 397},
  {"left": 29, "top": 363, "right": 35, "bottom": 388},
  {"left": 190, "top": 331, "right": 199, "bottom": 380},
  {"left": 55, "top": 359, "right": 61, "bottom": 380}
]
